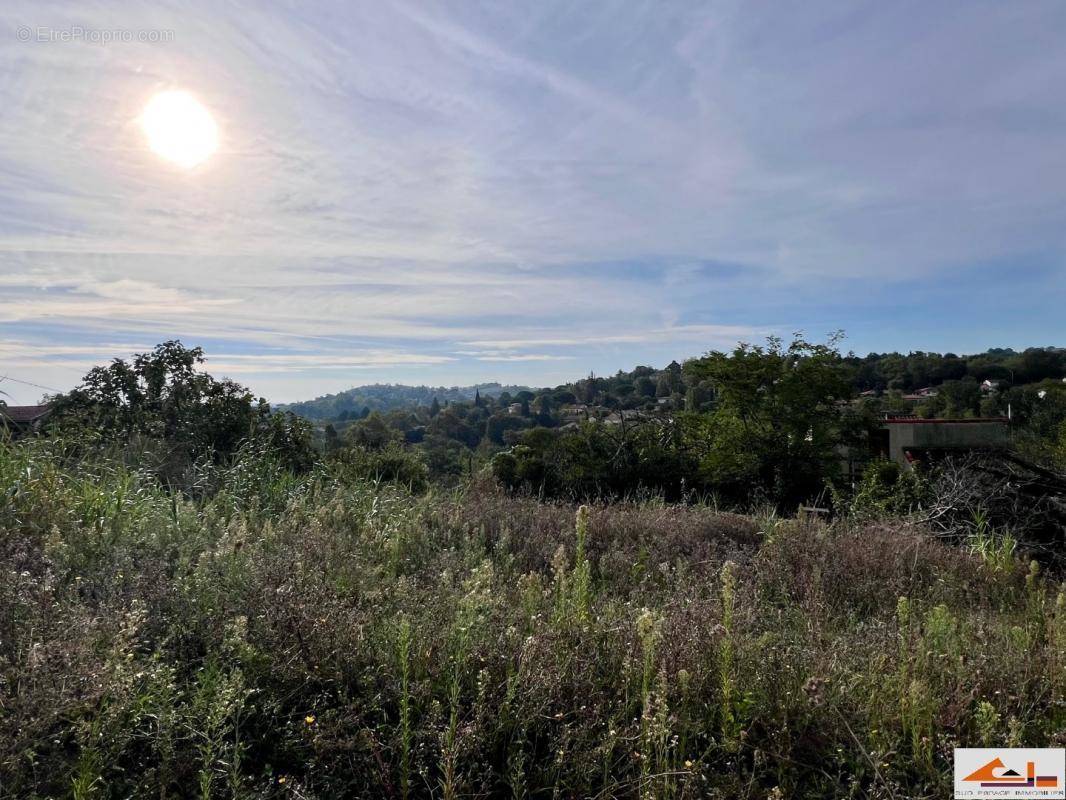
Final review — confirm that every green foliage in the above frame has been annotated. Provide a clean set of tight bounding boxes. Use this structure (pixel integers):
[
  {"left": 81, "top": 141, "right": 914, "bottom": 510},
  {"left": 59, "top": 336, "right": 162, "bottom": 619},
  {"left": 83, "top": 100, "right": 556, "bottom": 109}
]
[
  {"left": 718, "top": 560, "right": 741, "bottom": 750},
  {"left": 685, "top": 333, "right": 854, "bottom": 505},
  {"left": 0, "top": 439, "right": 1059, "bottom": 798},
  {"left": 281, "top": 382, "right": 530, "bottom": 420},
  {"left": 328, "top": 442, "right": 429, "bottom": 493},
  {"left": 47, "top": 341, "right": 315, "bottom": 479},
  {"left": 343, "top": 410, "right": 403, "bottom": 450},
  {"left": 255, "top": 340, "right": 1066, "bottom": 512},
  {"left": 484, "top": 412, "right": 528, "bottom": 445},
  {"left": 849, "top": 346, "right": 1066, "bottom": 393},
  {"left": 9, "top": 338, "right": 1066, "bottom": 797},
  {"left": 844, "top": 461, "right": 933, "bottom": 519},
  {"left": 968, "top": 508, "right": 1018, "bottom": 573},
  {"left": 492, "top": 418, "right": 700, "bottom": 500}
]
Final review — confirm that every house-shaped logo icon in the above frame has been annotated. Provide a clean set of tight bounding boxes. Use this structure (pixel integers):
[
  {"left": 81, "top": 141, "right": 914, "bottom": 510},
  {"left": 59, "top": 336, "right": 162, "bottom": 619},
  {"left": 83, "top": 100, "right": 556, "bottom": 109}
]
[{"left": 963, "top": 757, "right": 1059, "bottom": 788}]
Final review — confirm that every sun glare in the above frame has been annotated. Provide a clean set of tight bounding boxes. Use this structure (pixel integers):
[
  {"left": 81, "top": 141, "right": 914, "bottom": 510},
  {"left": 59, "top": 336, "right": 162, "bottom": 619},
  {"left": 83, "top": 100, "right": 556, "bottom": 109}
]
[{"left": 140, "top": 90, "right": 218, "bottom": 168}]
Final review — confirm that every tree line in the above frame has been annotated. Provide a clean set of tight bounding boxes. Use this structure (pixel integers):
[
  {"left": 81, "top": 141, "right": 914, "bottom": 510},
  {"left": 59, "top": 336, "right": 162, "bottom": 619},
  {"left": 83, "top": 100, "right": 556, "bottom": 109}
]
[{"left": 22, "top": 338, "right": 1066, "bottom": 511}]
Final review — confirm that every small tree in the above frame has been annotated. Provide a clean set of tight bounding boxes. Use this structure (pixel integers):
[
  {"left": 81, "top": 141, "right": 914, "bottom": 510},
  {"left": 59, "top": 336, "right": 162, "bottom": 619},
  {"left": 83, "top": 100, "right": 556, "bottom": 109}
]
[
  {"left": 684, "top": 333, "right": 854, "bottom": 505},
  {"left": 48, "top": 341, "right": 313, "bottom": 471}
]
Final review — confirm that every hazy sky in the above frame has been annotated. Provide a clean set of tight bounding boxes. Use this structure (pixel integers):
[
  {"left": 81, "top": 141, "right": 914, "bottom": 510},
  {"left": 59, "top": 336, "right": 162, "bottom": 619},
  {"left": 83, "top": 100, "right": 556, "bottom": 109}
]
[{"left": 2, "top": 1, "right": 1065, "bottom": 404}]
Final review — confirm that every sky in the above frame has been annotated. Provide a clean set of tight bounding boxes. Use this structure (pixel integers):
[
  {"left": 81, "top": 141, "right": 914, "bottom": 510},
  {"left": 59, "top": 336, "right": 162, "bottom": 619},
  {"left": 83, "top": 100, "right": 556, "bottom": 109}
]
[{"left": 1, "top": 1, "right": 1065, "bottom": 405}]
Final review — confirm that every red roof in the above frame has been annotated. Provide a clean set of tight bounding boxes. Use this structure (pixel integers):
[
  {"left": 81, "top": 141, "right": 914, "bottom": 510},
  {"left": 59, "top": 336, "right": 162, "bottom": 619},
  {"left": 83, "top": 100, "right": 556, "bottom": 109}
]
[{"left": 0, "top": 404, "right": 52, "bottom": 423}]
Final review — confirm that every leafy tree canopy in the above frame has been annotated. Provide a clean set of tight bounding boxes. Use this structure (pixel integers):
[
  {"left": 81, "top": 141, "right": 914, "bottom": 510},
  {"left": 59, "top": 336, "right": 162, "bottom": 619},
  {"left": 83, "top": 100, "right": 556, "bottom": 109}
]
[{"left": 50, "top": 341, "right": 313, "bottom": 471}]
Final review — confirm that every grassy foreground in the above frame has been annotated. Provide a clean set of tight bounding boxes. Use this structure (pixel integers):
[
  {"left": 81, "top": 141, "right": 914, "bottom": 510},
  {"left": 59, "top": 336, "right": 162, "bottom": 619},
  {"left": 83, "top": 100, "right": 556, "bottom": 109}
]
[{"left": 1, "top": 439, "right": 1063, "bottom": 799}]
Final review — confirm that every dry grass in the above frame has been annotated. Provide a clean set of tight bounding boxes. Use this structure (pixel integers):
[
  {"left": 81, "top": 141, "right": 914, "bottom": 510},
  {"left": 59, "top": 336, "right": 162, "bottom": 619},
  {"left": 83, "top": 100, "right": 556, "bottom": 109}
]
[{"left": 0, "top": 440, "right": 1063, "bottom": 798}]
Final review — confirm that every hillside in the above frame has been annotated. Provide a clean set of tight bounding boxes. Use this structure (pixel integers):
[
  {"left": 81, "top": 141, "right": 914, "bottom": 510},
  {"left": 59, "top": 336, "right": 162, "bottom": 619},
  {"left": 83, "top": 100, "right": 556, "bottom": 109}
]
[
  {"left": 6, "top": 338, "right": 1065, "bottom": 797},
  {"left": 281, "top": 347, "right": 1066, "bottom": 424},
  {"left": 277, "top": 382, "right": 534, "bottom": 420}
]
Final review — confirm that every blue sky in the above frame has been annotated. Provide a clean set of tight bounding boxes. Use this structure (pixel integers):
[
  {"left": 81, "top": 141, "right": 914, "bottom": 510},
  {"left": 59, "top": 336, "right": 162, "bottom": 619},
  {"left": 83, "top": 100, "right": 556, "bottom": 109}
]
[{"left": 1, "top": 1, "right": 1065, "bottom": 404}]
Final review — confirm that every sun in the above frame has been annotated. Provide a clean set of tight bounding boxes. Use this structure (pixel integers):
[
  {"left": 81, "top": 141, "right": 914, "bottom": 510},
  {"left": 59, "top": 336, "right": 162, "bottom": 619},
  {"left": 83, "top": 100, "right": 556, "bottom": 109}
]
[{"left": 140, "top": 90, "right": 219, "bottom": 168}]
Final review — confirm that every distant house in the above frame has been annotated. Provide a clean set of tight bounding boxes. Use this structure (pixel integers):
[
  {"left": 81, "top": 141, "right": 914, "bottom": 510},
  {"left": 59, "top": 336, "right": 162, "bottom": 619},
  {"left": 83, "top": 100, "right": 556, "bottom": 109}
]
[
  {"left": 981, "top": 379, "right": 1001, "bottom": 393},
  {"left": 507, "top": 403, "right": 524, "bottom": 415},
  {"left": 600, "top": 410, "right": 652, "bottom": 426},
  {"left": 0, "top": 404, "right": 52, "bottom": 437},
  {"left": 859, "top": 389, "right": 878, "bottom": 398},
  {"left": 901, "top": 387, "right": 940, "bottom": 402}
]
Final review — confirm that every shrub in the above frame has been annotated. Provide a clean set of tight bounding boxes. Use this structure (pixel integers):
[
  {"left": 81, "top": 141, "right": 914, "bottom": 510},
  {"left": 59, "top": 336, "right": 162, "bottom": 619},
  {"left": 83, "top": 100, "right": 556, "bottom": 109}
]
[
  {"left": 843, "top": 460, "right": 933, "bottom": 519},
  {"left": 0, "top": 440, "right": 1059, "bottom": 798},
  {"left": 328, "top": 443, "right": 429, "bottom": 493}
]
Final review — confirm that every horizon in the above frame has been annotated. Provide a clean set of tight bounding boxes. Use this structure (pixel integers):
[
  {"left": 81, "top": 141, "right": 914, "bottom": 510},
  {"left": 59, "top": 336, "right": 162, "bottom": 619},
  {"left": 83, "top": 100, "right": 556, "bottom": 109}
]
[
  {"left": 3, "top": 338, "right": 1063, "bottom": 407},
  {"left": 3, "top": 2, "right": 1066, "bottom": 405}
]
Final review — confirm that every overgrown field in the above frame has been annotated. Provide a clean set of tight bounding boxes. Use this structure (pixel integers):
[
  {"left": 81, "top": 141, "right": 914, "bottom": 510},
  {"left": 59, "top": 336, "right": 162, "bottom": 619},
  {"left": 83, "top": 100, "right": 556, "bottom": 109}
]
[{"left": 1, "top": 439, "right": 1063, "bottom": 799}]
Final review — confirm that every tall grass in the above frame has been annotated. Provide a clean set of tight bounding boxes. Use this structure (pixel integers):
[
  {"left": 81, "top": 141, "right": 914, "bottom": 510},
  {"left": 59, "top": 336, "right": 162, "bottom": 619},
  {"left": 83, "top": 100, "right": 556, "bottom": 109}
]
[{"left": 0, "top": 438, "right": 1062, "bottom": 798}]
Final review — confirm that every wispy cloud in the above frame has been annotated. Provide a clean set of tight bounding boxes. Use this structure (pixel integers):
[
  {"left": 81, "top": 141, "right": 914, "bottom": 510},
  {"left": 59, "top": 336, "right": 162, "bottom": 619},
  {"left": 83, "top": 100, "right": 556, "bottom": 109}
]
[{"left": 1, "top": 1, "right": 1064, "bottom": 403}]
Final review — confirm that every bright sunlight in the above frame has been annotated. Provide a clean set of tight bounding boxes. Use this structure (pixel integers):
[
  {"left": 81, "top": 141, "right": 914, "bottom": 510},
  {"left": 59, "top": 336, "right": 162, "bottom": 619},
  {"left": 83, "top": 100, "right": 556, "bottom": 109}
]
[{"left": 139, "top": 89, "right": 218, "bottom": 168}]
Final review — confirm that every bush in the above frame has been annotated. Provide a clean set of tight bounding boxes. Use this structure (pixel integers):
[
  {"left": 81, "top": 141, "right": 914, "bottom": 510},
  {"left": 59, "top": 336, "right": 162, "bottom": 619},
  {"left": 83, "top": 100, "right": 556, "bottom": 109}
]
[
  {"left": 842, "top": 460, "right": 933, "bottom": 519},
  {"left": 0, "top": 440, "right": 1060, "bottom": 798},
  {"left": 328, "top": 443, "right": 429, "bottom": 492}
]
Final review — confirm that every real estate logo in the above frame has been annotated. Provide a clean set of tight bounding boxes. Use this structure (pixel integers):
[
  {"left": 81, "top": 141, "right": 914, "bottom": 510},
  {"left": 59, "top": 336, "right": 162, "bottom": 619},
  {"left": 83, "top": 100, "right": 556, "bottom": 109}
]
[{"left": 955, "top": 749, "right": 1065, "bottom": 799}]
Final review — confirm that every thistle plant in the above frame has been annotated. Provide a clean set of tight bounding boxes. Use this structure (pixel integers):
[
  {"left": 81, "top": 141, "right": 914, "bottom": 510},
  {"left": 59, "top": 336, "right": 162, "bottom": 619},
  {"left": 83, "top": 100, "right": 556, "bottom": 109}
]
[
  {"left": 571, "top": 505, "right": 593, "bottom": 622},
  {"left": 974, "top": 700, "right": 1000, "bottom": 746},
  {"left": 635, "top": 608, "right": 661, "bottom": 798},
  {"left": 719, "top": 560, "right": 741, "bottom": 749},
  {"left": 397, "top": 617, "right": 414, "bottom": 800}
]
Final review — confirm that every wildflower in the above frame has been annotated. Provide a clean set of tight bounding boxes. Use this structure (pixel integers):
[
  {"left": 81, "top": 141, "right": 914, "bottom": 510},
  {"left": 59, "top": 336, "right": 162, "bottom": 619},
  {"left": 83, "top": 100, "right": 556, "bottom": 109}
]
[
  {"left": 304, "top": 714, "right": 316, "bottom": 726},
  {"left": 278, "top": 776, "right": 287, "bottom": 784},
  {"left": 685, "top": 760, "right": 694, "bottom": 769}
]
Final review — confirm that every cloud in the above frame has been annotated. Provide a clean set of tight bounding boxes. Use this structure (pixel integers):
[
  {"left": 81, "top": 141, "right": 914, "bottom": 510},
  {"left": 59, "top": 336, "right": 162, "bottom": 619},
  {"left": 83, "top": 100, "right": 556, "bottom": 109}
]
[
  {"left": 204, "top": 351, "right": 457, "bottom": 374},
  {"left": 462, "top": 324, "right": 768, "bottom": 350},
  {"left": 1, "top": 1, "right": 1064, "bottom": 403},
  {"left": 468, "top": 354, "right": 575, "bottom": 362}
]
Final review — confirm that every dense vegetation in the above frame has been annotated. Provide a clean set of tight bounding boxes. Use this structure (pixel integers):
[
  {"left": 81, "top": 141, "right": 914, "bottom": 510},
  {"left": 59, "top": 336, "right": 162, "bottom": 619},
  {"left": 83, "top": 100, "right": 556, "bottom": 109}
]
[
  {"left": 287, "top": 346, "right": 1066, "bottom": 421},
  {"left": 279, "top": 383, "right": 532, "bottom": 421},
  {"left": 2, "top": 437, "right": 1063, "bottom": 798},
  {"left": 1, "top": 340, "right": 1063, "bottom": 798},
  {"left": 287, "top": 338, "right": 1066, "bottom": 513}
]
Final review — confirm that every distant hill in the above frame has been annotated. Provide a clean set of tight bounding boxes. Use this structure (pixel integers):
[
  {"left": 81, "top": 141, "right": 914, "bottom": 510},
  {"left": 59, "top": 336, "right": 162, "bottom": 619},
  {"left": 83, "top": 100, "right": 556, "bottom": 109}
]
[
  {"left": 277, "top": 346, "right": 1066, "bottom": 422},
  {"left": 278, "top": 382, "right": 535, "bottom": 420}
]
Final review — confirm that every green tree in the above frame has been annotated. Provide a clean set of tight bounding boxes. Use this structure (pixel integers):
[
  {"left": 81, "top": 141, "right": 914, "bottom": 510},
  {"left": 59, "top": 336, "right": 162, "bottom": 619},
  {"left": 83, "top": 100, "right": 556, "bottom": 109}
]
[
  {"left": 485, "top": 413, "right": 528, "bottom": 445},
  {"left": 50, "top": 341, "right": 313, "bottom": 469},
  {"left": 634, "top": 377, "right": 656, "bottom": 398},
  {"left": 684, "top": 333, "right": 854, "bottom": 505},
  {"left": 427, "top": 408, "right": 480, "bottom": 449},
  {"left": 684, "top": 386, "right": 701, "bottom": 412},
  {"left": 345, "top": 412, "right": 402, "bottom": 450},
  {"left": 324, "top": 423, "right": 341, "bottom": 453}
]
